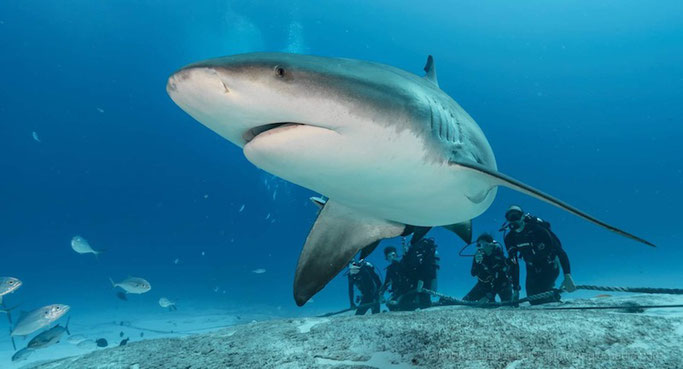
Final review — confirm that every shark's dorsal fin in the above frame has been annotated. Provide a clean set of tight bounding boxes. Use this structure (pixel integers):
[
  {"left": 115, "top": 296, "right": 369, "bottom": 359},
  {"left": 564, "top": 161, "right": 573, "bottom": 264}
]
[
  {"left": 423, "top": 55, "right": 438, "bottom": 87},
  {"left": 293, "top": 200, "right": 405, "bottom": 306},
  {"left": 450, "top": 160, "right": 655, "bottom": 247}
]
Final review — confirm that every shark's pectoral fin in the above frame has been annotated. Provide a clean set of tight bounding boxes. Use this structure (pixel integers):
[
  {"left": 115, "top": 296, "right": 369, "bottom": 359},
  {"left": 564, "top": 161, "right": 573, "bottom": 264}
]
[
  {"left": 451, "top": 160, "right": 655, "bottom": 247},
  {"left": 293, "top": 200, "right": 405, "bottom": 306},
  {"left": 309, "top": 195, "right": 379, "bottom": 258},
  {"left": 443, "top": 220, "right": 473, "bottom": 244}
]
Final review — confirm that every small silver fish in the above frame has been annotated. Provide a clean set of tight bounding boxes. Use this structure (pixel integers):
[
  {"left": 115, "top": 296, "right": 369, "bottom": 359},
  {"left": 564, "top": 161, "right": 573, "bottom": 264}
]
[
  {"left": 252, "top": 268, "right": 267, "bottom": 274},
  {"left": 11, "top": 347, "right": 34, "bottom": 362},
  {"left": 32, "top": 131, "right": 41, "bottom": 143},
  {"left": 11, "top": 304, "right": 70, "bottom": 336},
  {"left": 28, "top": 317, "right": 70, "bottom": 349},
  {"left": 0, "top": 276, "right": 22, "bottom": 305},
  {"left": 158, "top": 297, "right": 177, "bottom": 311},
  {"left": 110, "top": 277, "right": 151, "bottom": 294},
  {"left": 71, "top": 236, "right": 102, "bottom": 256}
]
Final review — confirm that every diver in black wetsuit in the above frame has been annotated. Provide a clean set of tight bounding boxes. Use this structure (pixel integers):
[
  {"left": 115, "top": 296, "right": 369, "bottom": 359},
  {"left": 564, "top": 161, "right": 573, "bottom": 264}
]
[
  {"left": 379, "top": 246, "right": 406, "bottom": 311},
  {"left": 401, "top": 237, "right": 440, "bottom": 309},
  {"left": 348, "top": 259, "right": 382, "bottom": 315},
  {"left": 464, "top": 233, "right": 513, "bottom": 303},
  {"left": 503, "top": 205, "right": 576, "bottom": 305}
]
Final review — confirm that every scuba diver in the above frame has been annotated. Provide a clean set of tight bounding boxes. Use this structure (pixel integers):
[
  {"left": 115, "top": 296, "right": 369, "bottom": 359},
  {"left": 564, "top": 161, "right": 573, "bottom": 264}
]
[
  {"left": 401, "top": 237, "right": 440, "bottom": 309},
  {"left": 379, "top": 246, "right": 406, "bottom": 311},
  {"left": 503, "top": 205, "right": 576, "bottom": 305},
  {"left": 347, "top": 259, "right": 382, "bottom": 315},
  {"left": 463, "top": 233, "right": 513, "bottom": 303}
]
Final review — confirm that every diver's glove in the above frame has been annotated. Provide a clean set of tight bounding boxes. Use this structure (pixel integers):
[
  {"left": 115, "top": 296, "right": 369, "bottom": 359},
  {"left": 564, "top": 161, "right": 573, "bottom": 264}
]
[
  {"left": 377, "top": 291, "right": 387, "bottom": 304},
  {"left": 560, "top": 274, "right": 577, "bottom": 292}
]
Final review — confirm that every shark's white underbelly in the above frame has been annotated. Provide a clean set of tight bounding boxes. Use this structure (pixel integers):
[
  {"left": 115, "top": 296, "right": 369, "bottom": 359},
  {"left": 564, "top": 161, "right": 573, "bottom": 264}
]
[{"left": 243, "top": 121, "right": 496, "bottom": 226}]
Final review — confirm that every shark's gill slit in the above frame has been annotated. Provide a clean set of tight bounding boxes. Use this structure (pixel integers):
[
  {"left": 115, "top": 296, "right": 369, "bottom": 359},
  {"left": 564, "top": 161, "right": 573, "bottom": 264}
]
[{"left": 220, "top": 80, "right": 230, "bottom": 94}]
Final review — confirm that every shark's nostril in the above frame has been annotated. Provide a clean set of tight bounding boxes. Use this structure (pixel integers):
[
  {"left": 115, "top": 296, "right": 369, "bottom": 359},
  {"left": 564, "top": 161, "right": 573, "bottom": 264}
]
[
  {"left": 175, "top": 69, "right": 191, "bottom": 81},
  {"left": 166, "top": 77, "right": 177, "bottom": 93}
]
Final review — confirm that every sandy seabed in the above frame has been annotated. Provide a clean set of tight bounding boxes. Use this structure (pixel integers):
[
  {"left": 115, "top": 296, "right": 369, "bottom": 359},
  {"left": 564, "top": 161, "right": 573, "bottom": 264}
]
[{"left": 12, "top": 295, "right": 683, "bottom": 369}]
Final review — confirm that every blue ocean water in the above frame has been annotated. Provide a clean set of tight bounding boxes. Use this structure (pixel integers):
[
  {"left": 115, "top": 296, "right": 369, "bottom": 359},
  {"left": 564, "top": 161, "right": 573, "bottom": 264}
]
[{"left": 0, "top": 0, "right": 682, "bottom": 362}]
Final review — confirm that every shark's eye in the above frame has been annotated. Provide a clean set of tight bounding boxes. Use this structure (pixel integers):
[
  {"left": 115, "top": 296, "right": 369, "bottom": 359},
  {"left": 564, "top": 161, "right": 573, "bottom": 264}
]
[
  {"left": 8, "top": 281, "right": 14, "bottom": 284},
  {"left": 274, "top": 65, "right": 286, "bottom": 78}
]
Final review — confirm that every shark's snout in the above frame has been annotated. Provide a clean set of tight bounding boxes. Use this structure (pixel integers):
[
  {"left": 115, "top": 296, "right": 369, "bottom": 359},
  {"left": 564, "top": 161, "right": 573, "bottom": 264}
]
[
  {"left": 166, "top": 67, "right": 193, "bottom": 93},
  {"left": 166, "top": 65, "right": 296, "bottom": 148},
  {"left": 166, "top": 75, "right": 177, "bottom": 93},
  {"left": 167, "top": 67, "right": 227, "bottom": 97}
]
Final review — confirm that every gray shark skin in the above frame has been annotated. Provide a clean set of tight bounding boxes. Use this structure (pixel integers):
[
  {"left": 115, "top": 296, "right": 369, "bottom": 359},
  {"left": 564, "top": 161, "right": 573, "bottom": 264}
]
[{"left": 167, "top": 52, "right": 654, "bottom": 306}]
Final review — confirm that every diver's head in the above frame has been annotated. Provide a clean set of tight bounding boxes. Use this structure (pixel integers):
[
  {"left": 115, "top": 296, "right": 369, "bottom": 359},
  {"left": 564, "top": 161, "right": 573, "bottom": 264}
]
[
  {"left": 476, "top": 233, "right": 495, "bottom": 255},
  {"left": 383, "top": 246, "right": 398, "bottom": 262},
  {"left": 349, "top": 261, "right": 361, "bottom": 275},
  {"left": 505, "top": 205, "right": 525, "bottom": 233}
]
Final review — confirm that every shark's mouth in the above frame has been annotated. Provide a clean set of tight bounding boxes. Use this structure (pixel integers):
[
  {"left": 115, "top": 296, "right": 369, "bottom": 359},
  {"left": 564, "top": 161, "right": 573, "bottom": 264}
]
[{"left": 243, "top": 122, "right": 305, "bottom": 143}]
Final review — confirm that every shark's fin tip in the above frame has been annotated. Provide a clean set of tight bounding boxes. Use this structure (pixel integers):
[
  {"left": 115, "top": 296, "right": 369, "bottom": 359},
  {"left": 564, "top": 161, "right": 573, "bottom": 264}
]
[{"left": 423, "top": 55, "right": 438, "bottom": 86}]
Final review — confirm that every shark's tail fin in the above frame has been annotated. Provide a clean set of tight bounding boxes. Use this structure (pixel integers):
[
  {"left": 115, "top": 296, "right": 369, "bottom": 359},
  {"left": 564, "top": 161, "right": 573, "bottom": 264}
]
[{"left": 109, "top": 277, "right": 116, "bottom": 288}]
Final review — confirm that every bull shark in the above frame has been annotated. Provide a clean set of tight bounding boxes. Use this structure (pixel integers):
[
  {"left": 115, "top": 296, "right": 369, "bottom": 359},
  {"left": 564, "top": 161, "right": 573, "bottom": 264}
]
[{"left": 166, "top": 52, "right": 654, "bottom": 306}]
